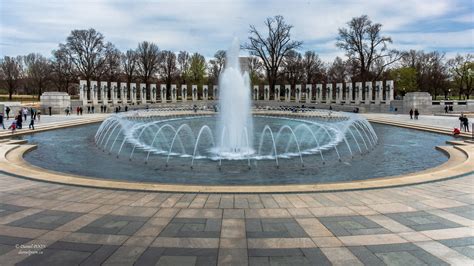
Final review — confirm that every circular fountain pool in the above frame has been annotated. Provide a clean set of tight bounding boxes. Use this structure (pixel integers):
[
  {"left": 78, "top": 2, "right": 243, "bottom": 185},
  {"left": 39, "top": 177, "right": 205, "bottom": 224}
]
[{"left": 21, "top": 111, "right": 452, "bottom": 185}]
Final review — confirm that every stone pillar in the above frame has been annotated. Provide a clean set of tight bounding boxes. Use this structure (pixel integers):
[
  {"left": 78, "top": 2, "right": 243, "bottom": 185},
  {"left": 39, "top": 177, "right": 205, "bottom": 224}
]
[
  {"left": 335, "top": 83, "right": 342, "bottom": 104},
  {"left": 79, "top": 80, "right": 88, "bottom": 106},
  {"left": 316, "top": 84, "right": 323, "bottom": 103},
  {"left": 213, "top": 85, "right": 218, "bottom": 100},
  {"left": 295, "top": 85, "right": 302, "bottom": 102},
  {"left": 150, "top": 84, "right": 157, "bottom": 103},
  {"left": 325, "top": 84, "right": 333, "bottom": 104},
  {"left": 253, "top": 85, "right": 259, "bottom": 100},
  {"left": 345, "top": 83, "right": 353, "bottom": 103},
  {"left": 139, "top": 83, "right": 146, "bottom": 104},
  {"left": 274, "top": 85, "right": 280, "bottom": 101},
  {"left": 192, "top": 85, "right": 198, "bottom": 101},
  {"left": 264, "top": 85, "right": 270, "bottom": 101},
  {"left": 365, "top": 81, "right": 372, "bottom": 104},
  {"left": 285, "top": 85, "right": 291, "bottom": 102},
  {"left": 203, "top": 85, "right": 208, "bottom": 101},
  {"left": 160, "top": 84, "right": 166, "bottom": 103},
  {"left": 130, "top": 83, "right": 137, "bottom": 105},
  {"left": 181, "top": 85, "right": 187, "bottom": 102},
  {"left": 305, "top": 84, "right": 312, "bottom": 104},
  {"left": 120, "top": 83, "right": 127, "bottom": 104},
  {"left": 171, "top": 84, "right": 177, "bottom": 103},
  {"left": 99, "top": 81, "right": 107, "bottom": 104},
  {"left": 111, "top": 82, "right": 118, "bottom": 105},
  {"left": 354, "top": 82, "right": 362, "bottom": 104},
  {"left": 386, "top": 80, "right": 394, "bottom": 104},
  {"left": 375, "top": 81, "right": 383, "bottom": 105}
]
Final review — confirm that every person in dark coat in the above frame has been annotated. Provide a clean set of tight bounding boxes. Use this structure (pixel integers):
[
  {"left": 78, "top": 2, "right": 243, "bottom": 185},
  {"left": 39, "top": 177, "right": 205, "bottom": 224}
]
[
  {"left": 463, "top": 115, "right": 470, "bottom": 132},
  {"left": 414, "top": 109, "right": 419, "bottom": 120},
  {"left": 409, "top": 109, "right": 413, "bottom": 119}
]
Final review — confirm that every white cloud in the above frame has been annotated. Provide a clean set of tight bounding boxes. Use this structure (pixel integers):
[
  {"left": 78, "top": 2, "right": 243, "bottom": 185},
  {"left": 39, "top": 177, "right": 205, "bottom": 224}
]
[{"left": 0, "top": 0, "right": 472, "bottom": 60}]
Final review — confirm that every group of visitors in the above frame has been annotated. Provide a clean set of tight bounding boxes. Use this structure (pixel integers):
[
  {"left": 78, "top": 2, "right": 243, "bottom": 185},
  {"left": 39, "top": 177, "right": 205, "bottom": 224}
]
[
  {"left": 75, "top": 106, "right": 84, "bottom": 115},
  {"left": 2, "top": 107, "right": 40, "bottom": 134},
  {"left": 409, "top": 109, "right": 420, "bottom": 120},
  {"left": 114, "top": 105, "right": 128, "bottom": 113},
  {"left": 444, "top": 105, "right": 454, "bottom": 113}
]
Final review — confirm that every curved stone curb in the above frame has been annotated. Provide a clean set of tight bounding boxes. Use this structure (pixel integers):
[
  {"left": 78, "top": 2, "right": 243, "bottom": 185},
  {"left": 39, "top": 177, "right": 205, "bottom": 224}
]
[{"left": 0, "top": 140, "right": 473, "bottom": 193}]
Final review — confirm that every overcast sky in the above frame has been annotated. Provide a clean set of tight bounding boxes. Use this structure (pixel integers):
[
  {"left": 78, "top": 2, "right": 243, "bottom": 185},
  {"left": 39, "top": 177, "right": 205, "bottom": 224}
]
[{"left": 0, "top": 0, "right": 472, "bottom": 62}]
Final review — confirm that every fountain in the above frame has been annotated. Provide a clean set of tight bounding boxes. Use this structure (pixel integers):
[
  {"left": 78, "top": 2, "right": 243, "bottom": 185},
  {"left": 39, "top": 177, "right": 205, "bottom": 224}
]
[{"left": 94, "top": 40, "right": 378, "bottom": 171}]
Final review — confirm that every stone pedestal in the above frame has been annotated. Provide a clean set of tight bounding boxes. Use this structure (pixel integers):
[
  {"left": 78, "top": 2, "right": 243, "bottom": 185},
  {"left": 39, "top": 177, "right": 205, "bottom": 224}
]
[
  {"left": 150, "top": 84, "right": 157, "bottom": 103},
  {"left": 274, "top": 85, "right": 280, "bottom": 101},
  {"left": 140, "top": 84, "right": 147, "bottom": 104},
  {"left": 305, "top": 84, "right": 312, "bottom": 104},
  {"left": 316, "top": 84, "right": 322, "bottom": 103},
  {"left": 375, "top": 81, "right": 383, "bottom": 105},
  {"left": 111, "top": 82, "right": 118, "bottom": 105},
  {"left": 253, "top": 85, "right": 259, "bottom": 100},
  {"left": 213, "top": 85, "right": 218, "bottom": 100},
  {"left": 192, "top": 85, "right": 198, "bottom": 101},
  {"left": 181, "top": 85, "right": 187, "bottom": 102},
  {"left": 40, "top": 92, "right": 71, "bottom": 115},
  {"left": 403, "top": 92, "right": 431, "bottom": 114},
  {"left": 203, "top": 85, "right": 209, "bottom": 101},
  {"left": 160, "top": 85, "right": 167, "bottom": 103},
  {"left": 130, "top": 83, "right": 137, "bottom": 105},
  {"left": 264, "top": 85, "right": 270, "bottom": 101},
  {"left": 172, "top": 84, "right": 177, "bottom": 103},
  {"left": 335, "top": 83, "right": 343, "bottom": 104},
  {"left": 365, "top": 81, "right": 372, "bottom": 105},
  {"left": 295, "top": 85, "right": 301, "bottom": 102},
  {"left": 325, "top": 84, "right": 332, "bottom": 104},
  {"left": 285, "top": 85, "right": 291, "bottom": 102}
]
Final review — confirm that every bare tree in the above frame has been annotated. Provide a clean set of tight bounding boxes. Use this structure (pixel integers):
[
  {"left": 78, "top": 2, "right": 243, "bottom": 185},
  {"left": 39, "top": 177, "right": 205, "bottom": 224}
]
[
  {"left": 177, "top": 51, "right": 190, "bottom": 84},
  {"left": 51, "top": 47, "right": 76, "bottom": 93},
  {"left": 0, "top": 56, "right": 24, "bottom": 100},
  {"left": 121, "top": 49, "right": 138, "bottom": 85},
  {"left": 158, "top": 50, "right": 178, "bottom": 93},
  {"left": 208, "top": 50, "right": 226, "bottom": 84},
  {"left": 101, "top": 43, "right": 121, "bottom": 83},
  {"left": 282, "top": 50, "right": 304, "bottom": 86},
  {"left": 243, "top": 15, "right": 303, "bottom": 93},
  {"left": 136, "top": 41, "right": 160, "bottom": 85},
  {"left": 63, "top": 28, "right": 107, "bottom": 89},
  {"left": 336, "top": 15, "right": 400, "bottom": 81},
  {"left": 327, "top": 57, "right": 348, "bottom": 82},
  {"left": 302, "top": 51, "right": 325, "bottom": 84},
  {"left": 24, "top": 53, "right": 52, "bottom": 99}
]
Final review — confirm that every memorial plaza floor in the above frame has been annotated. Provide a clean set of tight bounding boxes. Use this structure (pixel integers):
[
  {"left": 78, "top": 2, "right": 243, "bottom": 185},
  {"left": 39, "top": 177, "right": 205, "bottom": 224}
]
[{"left": 0, "top": 112, "right": 472, "bottom": 265}]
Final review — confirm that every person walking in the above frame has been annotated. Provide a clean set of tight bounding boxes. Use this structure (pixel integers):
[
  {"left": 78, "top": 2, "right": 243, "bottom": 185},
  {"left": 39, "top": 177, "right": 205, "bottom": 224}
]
[
  {"left": 409, "top": 109, "right": 413, "bottom": 119},
  {"left": 48, "top": 106, "right": 52, "bottom": 116},
  {"left": 414, "top": 109, "right": 419, "bottom": 120},
  {"left": 444, "top": 105, "right": 448, "bottom": 113},
  {"left": 30, "top": 107, "right": 34, "bottom": 119},
  {"left": 87, "top": 105, "right": 91, "bottom": 114},
  {"left": 79, "top": 107, "right": 83, "bottom": 115},
  {"left": 37, "top": 110, "right": 41, "bottom": 121},
  {"left": 76, "top": 106, "right": 80, "bottom": 115},
  {"left": 0, "top": 113, "right": 5, "bottom": 129},
  {"left": 5, "top": 106, "right": 10, "bottom": 120},
  {"left": 29, "top": 118, "right": 35, "bottom": 130}
]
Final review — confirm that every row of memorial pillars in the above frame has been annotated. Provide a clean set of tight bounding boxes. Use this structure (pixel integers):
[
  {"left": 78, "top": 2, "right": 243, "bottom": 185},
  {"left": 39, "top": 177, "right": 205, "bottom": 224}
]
[
  {"left": 79, "top": 80, "right": 219, "bottom": 105},
  {"left": 252, "top": 81, "right": 394, "bottom": 104}
]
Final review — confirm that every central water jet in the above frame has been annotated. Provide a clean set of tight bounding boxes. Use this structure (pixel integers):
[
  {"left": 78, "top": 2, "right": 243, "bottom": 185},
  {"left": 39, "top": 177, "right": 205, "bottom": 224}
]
[{"left": 216, "top": 39, "right": 254, "bottom": 158}]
